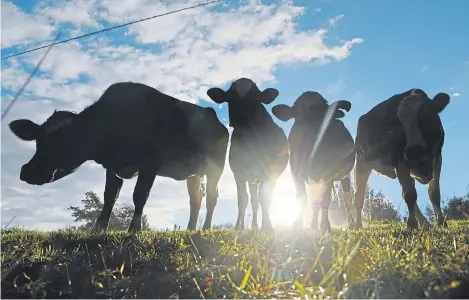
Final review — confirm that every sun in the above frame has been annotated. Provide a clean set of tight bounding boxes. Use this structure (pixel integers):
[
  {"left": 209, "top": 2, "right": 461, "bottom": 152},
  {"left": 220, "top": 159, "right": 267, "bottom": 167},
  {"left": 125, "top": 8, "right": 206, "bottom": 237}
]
[
  {"left": 269, "top": 172, "right": 302, "bottom": 228},
  {"left": 270, "top": 199, "right": 301, "bottom": 228}
]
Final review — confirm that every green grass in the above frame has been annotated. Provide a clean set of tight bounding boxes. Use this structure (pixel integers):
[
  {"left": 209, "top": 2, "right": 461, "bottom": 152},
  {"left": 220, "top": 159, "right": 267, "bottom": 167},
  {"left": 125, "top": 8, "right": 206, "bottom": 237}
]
[{"left": 1, "top": 221, "right": 469, "bottom": 298}]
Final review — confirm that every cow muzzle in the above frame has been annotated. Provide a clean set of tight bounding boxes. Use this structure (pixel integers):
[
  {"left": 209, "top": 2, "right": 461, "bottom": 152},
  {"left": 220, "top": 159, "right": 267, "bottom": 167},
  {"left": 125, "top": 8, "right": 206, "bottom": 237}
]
[
  {"left": 20, "top": 162, "right": 45, "bottom": 185},
  {"left": 20, "top": 162, "right": 72, "bottom": 185},
  {"left": 404, "top": 145, "right": 427, "bottom": 162}
]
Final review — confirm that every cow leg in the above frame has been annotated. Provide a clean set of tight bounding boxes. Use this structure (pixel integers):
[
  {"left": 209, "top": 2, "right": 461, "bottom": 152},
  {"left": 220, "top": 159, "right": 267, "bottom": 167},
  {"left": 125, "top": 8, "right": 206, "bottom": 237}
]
[
  {"left": 187, "top": 175, "right": 202, "bottom": 230},
  {"left": 340, "top": 175, "right": 355, "bottom": 227},
  {"left": 249, "top": 182, "right": 260, "bottom": 229},
  {"left": 354, "top": 159, "right": 372, "bottom": 228},
  {"left": 203, "top": 165, "right": 224, "bottom": 230},
  {"left": 234, "top": 175, "right": 248, "bottom": 230},
  {"left": 259, "top": 178, "right": 276, "bottom": 231},
  {"left": 395, "top": 162, "right": 430, "bottom": 229},
  {"left": 128, "top": 166, "right": 158, "bottom": 232},
  {"left": 95, "top": 169, "right": 123, "bottom": 231},
  {"left": 309, "top": 182, "right": 320, "bottom": 230},
  {"left": 428, "top": 153, "right": 447, "bottom": 227},
  {"left": 319, "top": 183, "right": 333, "bottom": 233},
  {"left": 292, "top": 175, "right": 306, "bottom": 230}
]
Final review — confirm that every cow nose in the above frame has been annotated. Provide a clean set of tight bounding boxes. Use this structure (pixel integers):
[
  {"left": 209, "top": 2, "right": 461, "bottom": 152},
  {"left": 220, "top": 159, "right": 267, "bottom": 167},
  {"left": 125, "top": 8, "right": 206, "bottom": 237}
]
[
  {"left": 404, "top": 145, "right": 426, "bottom": 161},
  {"left": 20, "top": 162, "right": 36, "bottom": 181}
]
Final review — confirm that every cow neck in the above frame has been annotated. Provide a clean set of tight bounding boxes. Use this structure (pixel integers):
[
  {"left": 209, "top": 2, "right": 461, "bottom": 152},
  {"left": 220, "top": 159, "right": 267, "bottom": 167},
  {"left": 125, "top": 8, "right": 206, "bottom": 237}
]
[{"left": 64, "top": 105, "right": 101, "bottom": 162}]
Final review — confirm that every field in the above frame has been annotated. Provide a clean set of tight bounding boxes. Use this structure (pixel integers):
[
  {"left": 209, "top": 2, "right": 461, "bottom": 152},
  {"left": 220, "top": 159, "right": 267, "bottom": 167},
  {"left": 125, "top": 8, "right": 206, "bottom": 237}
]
[{"left": 1, "top": 221, "right": 469, "bottom": 299}]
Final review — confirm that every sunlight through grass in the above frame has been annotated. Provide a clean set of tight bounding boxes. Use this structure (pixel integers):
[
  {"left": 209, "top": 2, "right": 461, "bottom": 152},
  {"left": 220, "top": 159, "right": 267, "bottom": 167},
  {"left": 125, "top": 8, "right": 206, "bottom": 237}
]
[{"left": 1, "top": 220, "right": 468, "bottom": 298}]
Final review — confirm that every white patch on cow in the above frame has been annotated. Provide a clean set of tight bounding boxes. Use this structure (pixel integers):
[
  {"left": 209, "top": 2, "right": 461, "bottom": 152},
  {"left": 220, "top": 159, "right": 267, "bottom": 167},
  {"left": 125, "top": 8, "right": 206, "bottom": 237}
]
[
  {"left": 234, "top": 78, "right": 253, "bottom": 98},
  {"left": 397, "top": 96, "right": 427, "bottom": 149},
  {"left": 49, "top": 168, "right": 59, "bottom": 183},
  {"left": 307, "top": 178, "right": 327, "bottom": 202}
]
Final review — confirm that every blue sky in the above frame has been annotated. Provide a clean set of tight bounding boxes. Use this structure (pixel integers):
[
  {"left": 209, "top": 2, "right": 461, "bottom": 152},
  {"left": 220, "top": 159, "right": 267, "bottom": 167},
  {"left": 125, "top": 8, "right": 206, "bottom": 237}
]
[{"left": 1, "top": 0, "right": 468, "bottom": 230}]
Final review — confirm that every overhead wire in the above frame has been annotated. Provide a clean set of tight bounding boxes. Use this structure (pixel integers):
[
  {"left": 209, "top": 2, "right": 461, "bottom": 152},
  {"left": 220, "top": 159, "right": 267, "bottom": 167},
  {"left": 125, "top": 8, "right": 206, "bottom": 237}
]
[
  {"left": 1, "top": 32, "right": 61, "bottom": 122},
  {"left": 0, "top": 0, "right": 222, "bottom": 121},
  {"left": 1, "top": 0, "right": 221, "bottom": 60}
]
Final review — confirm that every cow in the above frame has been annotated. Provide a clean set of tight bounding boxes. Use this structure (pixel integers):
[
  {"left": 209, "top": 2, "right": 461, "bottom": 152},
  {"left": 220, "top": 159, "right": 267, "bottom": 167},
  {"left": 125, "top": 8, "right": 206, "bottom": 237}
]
[
  {"left": 8, "top": 81, "right": 229, "bottom": 232},
  {"left": 206, "top": 78, "right": 289, "bottom": 230},
  {"left": 272, "top": 91, "right": 355, "bottom": 232},
  {"left": 354, "top": 88, "right": 450, "bottom": 229}
]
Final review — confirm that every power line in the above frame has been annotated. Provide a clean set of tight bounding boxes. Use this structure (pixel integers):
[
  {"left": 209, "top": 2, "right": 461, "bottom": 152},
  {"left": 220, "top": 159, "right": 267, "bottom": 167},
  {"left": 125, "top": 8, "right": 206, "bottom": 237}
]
[
  {"left": 1, "top": 0, "right": 221, "bottom": 61},
  {"left": 1, "top": 32, "right": 61, "bottom": 122}
]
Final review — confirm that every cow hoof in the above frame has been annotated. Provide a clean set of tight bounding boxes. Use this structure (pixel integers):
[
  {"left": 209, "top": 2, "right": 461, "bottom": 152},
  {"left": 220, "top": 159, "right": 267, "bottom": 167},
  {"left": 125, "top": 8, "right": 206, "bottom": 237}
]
[
  {"left": 92, "top": 224, "right": 108, "bottom": 234},
  {"left": 262, "top": 223, "right": 273, "bottom": 231},
  {"left": 406, "top": 219, "right": 419, "bottom": 230},
  {"left": 353, "top": 221, "right": 363, "bottom": 229},
  {"left": 320, "top": 222, "right": 332, "bottom": 234},
  {"left": 251, "top": 223, "right": 259, "bottom": 230},
  {"left": 127, "top": 228, "right": 141, "bottom": 234},
  {"left": 421, "top": 221, "right": 431, "bottom": 230}
]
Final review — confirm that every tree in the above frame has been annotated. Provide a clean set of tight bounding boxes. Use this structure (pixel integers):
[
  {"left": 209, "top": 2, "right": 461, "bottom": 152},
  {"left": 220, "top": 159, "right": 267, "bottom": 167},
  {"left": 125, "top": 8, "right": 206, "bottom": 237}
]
[
  {"left": 423, "top": 204, "right": 435, "bottom": 223},
  {"left": 333, "top": 183, "right": 401, "bottom": 223},
  {"left": 362, "top": 185, "right": 401, "bottom": 222},
  {"left": 442, "top": 185, "right": 469, "bottom": 220},
  {"left": 68, "top": 191, "right": 150, "bottom": 231}
]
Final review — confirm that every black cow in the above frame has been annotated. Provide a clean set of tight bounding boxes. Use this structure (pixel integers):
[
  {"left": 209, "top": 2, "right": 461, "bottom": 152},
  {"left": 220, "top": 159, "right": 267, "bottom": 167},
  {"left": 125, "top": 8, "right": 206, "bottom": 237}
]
[
  {"left": 9, "top": 82, "right": 229, "bottom": 232},
  {"left": 272, "top": 91, "right": 355, "bottom": 231},
  {"left": 354, "top": 88, "right": 450, "bottom": 229},
  {"left": 207, "top": 78, "right": 289, "bottom": 230}
]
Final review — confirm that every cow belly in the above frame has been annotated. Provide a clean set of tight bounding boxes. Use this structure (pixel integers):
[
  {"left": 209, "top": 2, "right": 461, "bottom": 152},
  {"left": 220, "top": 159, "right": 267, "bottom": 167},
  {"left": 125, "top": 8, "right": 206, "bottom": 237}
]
[
  {"left": 157, "top": 156, "right": 205, "bottom": 180},
  {"left": 115, "top": 166, "right": 139, "bottom": 179},
  {"left": 306, "top": 160, "right": 352, "bottom": 183},
  {"left": 370, "top": 159, "right": 397, "bottom": 179}
]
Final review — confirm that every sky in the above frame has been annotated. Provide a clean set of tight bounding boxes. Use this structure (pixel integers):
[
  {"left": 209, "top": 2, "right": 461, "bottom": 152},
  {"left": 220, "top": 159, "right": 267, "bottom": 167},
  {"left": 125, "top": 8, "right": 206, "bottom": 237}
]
[{"left": 1, "top": 0, "right": 468, "bottom": 231}]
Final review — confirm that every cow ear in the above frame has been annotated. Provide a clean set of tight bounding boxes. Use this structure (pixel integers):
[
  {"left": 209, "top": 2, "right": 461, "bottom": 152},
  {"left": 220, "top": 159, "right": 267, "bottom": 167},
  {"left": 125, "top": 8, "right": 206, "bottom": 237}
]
[
  {"left": 330, "top": 100, "right": 351, "bottom": 119},
  {"left": 333, "top": 110, "right": 346, "bottom": 118},
  {"left": 331, "top": 100, "right": 352, "bottom": 112},
  {"left": 207, "top": 88, "right": 226, "bottom": 104},
  {"left": 432, "top": 93, "right": 450, "bottom": 113},
  {"left": 272, "top": 104, "right": 294, "bottom": 122},
  {"left": 9, "top": 119, "right": 41, "bottom": 141},
  {"left": 260, "top": 88, "right": 279, "bottom": 104}
]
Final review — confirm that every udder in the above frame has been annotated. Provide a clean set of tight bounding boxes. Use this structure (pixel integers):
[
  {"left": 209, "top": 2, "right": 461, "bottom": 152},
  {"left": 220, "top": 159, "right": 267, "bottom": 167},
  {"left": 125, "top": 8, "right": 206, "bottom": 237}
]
[{"left": 115, "top": 165, "right": 139, "bottom": 179}]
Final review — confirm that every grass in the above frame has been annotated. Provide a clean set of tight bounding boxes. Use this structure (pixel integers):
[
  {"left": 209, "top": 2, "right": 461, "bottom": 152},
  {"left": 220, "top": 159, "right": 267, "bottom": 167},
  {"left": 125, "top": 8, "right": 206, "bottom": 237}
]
[{"left": 1, "top": 221, "right": 469, "bottom": 299}]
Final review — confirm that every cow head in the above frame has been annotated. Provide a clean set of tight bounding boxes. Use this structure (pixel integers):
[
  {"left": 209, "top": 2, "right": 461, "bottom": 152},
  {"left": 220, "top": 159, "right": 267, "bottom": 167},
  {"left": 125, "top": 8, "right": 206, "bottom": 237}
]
[
  {"left": 9, "top": 110, "right": 81, "bottom": 185},
  {"left": 271, "top": 91, "right": 351, "bottom": 123},
  {"left": 397, "top": 89, "right": 450, "bottom": 162},
  {"left": 207, "top": 78, "right": 279, "bottom": 128}
]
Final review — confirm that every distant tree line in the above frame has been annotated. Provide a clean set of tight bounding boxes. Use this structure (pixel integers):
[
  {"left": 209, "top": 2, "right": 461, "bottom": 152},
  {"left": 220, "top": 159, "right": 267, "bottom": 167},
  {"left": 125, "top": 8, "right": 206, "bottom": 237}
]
[
  {"left": 68, "top": 191, "right": 150, "bottom": 231},
  {"left": 424, "top": 184, "right": 469, "bottom": 222},
  {"left": 68, "top": 184, "right": 469, "bottom": 231}
]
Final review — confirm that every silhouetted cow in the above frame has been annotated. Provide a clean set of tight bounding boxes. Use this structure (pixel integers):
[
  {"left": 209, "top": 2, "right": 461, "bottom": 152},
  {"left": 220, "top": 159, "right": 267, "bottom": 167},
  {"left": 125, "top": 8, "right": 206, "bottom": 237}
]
[
  {"left": 272, "top": 92, "right": 355, "bottom": 232},
  {"left": 9, "top": 82, "right": 229, "bottom": 232},
  {"left": 207, "top": 78, "right": 289, "bottom": 230},
  {"left": 354, "top": 89, "right": 450, "bottom": 229}
]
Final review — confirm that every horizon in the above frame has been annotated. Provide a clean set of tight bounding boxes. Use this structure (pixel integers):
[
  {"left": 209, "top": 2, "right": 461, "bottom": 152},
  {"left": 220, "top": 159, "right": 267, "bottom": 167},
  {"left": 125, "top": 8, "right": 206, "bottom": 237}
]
[{"left": 1, "top": 0, "right": 468, "bottom": 231}]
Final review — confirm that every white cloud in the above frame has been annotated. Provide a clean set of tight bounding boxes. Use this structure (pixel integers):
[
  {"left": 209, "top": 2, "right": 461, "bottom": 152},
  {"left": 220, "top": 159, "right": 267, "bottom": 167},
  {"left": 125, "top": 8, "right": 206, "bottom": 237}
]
[
  {"left": 1, "top": 0, "right": 363, "bottom": 230},
  {"left": 452, "top": 92, "right": 461, "bottom": 97},
  {"left": 328, "top": 14, "right": 344, "bottom": 27},
  {"left": 0, "top": 2, "right": 54, "bottom": 48},
  {"left": 37, "top": 0, "right": 101, "bottom": 28}
]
